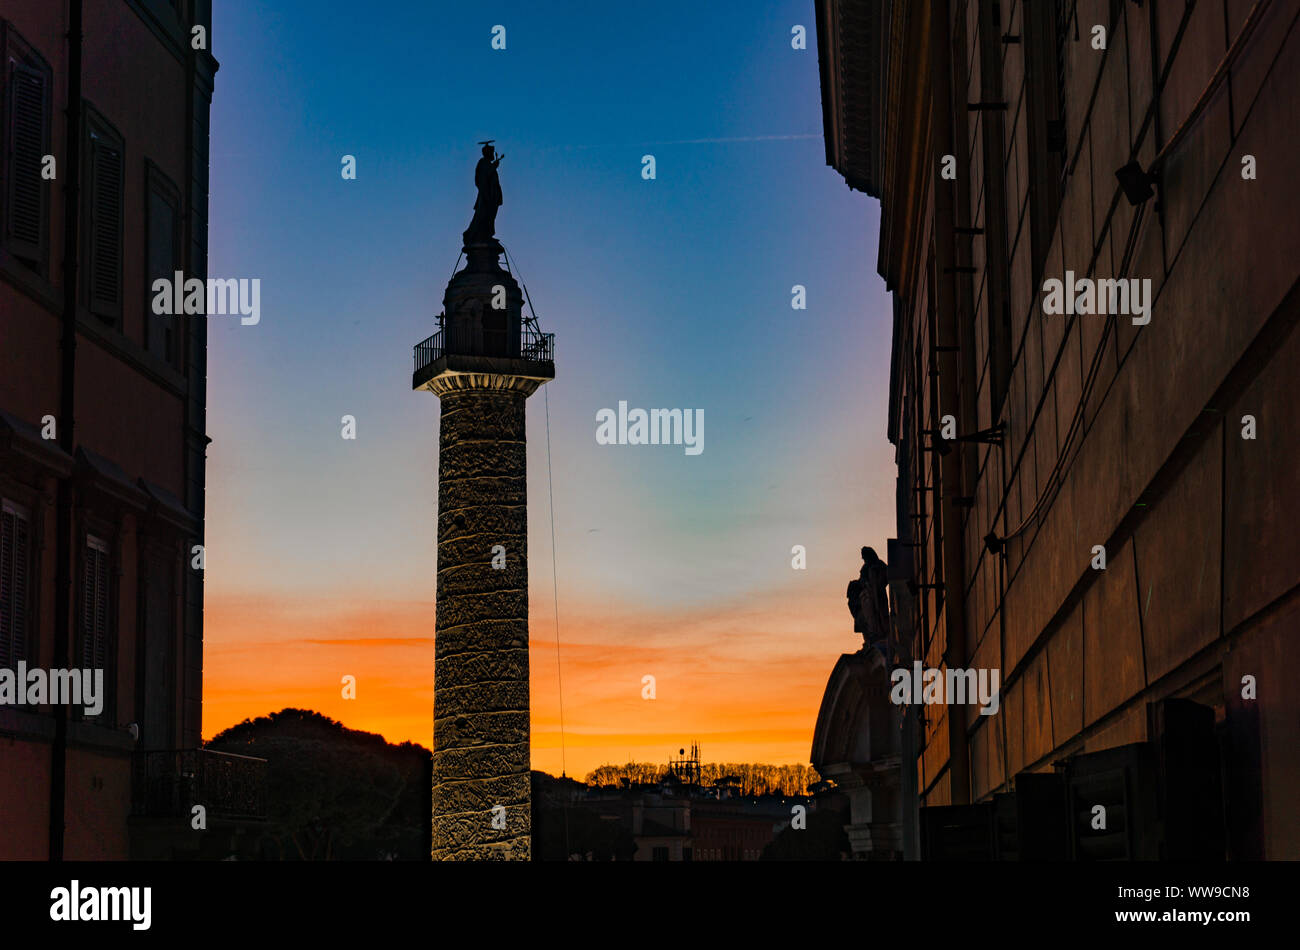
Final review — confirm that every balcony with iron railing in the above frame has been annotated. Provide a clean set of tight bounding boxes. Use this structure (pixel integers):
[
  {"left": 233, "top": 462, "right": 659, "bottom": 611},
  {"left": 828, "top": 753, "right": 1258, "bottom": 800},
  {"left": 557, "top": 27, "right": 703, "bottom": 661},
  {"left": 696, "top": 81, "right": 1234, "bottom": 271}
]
[
  {"left": 413, "top": 318, "right": 555, "bottom": 389},
  {"left": 132, "top": 748, "right": 269, "bottom": 822}
]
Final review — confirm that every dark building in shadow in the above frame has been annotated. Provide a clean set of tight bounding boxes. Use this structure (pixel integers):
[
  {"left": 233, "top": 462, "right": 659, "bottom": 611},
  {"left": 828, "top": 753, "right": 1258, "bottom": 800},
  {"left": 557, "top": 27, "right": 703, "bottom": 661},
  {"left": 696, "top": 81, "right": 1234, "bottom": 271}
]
[
  {"left": 816, "top": 0, "right": 1300, "bottom": 858},
  {"left": 0, "top": 0, "right": 265, "bottom": 858}
]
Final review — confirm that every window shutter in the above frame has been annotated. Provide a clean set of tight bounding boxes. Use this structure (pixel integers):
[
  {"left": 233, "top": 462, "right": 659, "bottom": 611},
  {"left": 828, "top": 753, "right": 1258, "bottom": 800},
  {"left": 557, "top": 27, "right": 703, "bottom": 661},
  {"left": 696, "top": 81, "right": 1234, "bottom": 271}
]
[
  {"left": 1023, "top": 2, "right": 1069, "bottom": 286},
  {"left": 145, "top": 174, "right": 180, "bottom": 365},
  {"left": 81, "top": 544, "right": 95, "bottom": 669},
  {"left": 82, "top": 537, "right": 111, "bottom": 682},
  {"left": 1054, "top": 1, "right": 1072, "bottom": 141},
  {"left": 95, "top": 547, "right": 108, "bottom": 670},
  {"left": 5, "top": 59, "right": 49, "bottom": 263},
  {"left": 1, "top": 505, "right": 30, "bottom": 668},
  {"left": 1, "top": 507, "right": 15, "bottom": 667},
  {"left": 88, "top": 132, "right": 123, "bottom": 319},
  {"left": 12, "top": 509, "right": 29, "bottom": 665}
]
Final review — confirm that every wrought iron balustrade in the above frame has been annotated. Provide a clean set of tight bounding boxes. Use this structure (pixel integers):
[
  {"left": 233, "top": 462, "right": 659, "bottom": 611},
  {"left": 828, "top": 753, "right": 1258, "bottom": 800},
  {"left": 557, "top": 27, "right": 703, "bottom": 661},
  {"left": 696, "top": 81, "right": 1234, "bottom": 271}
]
[
  {"left": 413, "top": 324, "right": 555, "bottom": 375},
  {"left": 132, "top": 748, "right": 269, "bottom": 821}
]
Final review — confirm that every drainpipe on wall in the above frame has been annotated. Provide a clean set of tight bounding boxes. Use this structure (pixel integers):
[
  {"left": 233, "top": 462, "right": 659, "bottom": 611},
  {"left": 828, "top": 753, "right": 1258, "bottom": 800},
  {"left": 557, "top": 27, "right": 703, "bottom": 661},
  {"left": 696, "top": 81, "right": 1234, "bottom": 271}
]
[{"left": 50, "top": 0, "right": 83, "bottom": 862}]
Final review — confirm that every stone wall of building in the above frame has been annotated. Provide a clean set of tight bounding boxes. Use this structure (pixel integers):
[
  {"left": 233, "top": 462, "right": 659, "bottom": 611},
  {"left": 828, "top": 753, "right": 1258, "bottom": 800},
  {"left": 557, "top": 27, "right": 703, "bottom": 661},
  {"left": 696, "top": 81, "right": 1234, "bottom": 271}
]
[
  {"left": 0, "top": 0, "right": 219, "bottom": 860},
  {"left": 820, "top": 0, "right": 1300, "bottom": 857}
]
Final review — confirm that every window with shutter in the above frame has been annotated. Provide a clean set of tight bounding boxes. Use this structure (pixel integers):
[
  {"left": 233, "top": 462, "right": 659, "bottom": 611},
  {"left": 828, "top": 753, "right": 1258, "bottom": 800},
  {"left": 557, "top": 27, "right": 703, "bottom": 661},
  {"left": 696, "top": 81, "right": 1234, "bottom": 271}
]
[
  {"left": 2, "top": 26, "right": 52, "bottom": 271},
  {"left": 1023, "top": 0, "right": 1071, "bottom": 288},
  {"left": 84, "top": 110, "right": 124, "bottom": 324},
  {"left": 974, "top": 2, "right": 1013, "bottom": 419},
  {"left": 145, "top": 163, "right": 181, "bottom": 367},
  {"left": 81, "top": 534, "right": 112, "bottom": 716},
  {"left": 1054, "top": 0, "right": 1074, "bottom": 154},
  {"left": 1, "top": 500, "right": 32, "bottom": 669}
]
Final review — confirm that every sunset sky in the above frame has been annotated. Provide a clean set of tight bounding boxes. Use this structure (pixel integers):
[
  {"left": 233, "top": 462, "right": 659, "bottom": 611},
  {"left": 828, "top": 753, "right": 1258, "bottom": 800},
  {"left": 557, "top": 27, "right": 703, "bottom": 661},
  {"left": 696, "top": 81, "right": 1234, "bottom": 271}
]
[{"left": 202, "top": 0, "right": 897, "bottom": 778}]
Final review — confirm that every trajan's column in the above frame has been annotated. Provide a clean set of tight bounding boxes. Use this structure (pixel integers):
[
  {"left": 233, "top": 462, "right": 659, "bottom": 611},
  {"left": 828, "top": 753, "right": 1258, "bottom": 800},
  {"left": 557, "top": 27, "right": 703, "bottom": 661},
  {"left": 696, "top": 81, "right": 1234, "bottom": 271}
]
[{"left": 412, "top": 143, "right": 554, "bottom": 859}]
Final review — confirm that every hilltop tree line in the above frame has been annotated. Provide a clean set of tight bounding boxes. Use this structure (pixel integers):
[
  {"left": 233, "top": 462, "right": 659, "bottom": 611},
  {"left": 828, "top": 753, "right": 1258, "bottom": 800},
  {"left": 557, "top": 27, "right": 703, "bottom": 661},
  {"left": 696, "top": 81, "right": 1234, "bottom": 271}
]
[
  {"left": 584, "top": 761, "right": 822, "bottom": 796},
  {"left": 200, "top": 708, "right": 833, "bottom": 859},
  {"left": 207, "top": 708, "right": 430, "bottom": 860}
]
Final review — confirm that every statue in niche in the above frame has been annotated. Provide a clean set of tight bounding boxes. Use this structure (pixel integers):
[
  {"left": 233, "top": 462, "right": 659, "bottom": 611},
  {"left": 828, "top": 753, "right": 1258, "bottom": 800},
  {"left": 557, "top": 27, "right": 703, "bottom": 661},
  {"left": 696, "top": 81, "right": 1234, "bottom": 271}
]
[
  {"left": 463, "top": 141, "right": 504, "bottom": 245},
  {"left": 847, "top": 546, "right": 890, "bottom": 646}
]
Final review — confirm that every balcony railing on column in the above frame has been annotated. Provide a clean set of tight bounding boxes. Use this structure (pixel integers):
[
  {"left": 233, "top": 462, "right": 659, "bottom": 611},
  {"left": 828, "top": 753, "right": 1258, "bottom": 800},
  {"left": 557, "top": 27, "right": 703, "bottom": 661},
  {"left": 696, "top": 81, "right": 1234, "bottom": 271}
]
[{"left": 413, "top": 325, "right": 555, "bottom": 376}]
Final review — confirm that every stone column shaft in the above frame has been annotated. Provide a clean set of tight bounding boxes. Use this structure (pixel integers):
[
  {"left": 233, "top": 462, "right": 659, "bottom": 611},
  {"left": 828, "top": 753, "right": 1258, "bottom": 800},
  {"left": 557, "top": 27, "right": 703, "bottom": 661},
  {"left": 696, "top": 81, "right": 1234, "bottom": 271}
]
[{"left": 432, "top": 377, "right": 537, "bottom": 860}]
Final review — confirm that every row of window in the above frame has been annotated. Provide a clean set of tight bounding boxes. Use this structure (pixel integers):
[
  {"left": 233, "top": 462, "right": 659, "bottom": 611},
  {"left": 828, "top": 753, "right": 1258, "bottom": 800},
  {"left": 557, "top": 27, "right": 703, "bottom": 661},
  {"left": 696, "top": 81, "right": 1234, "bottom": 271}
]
[
  {"left": 932, "top": 2, "right": 1072, "bottom": 437},
  {"left": 1, "top": 498, "right": 113, "bottom": 720},
  {"left": 696, "top": 847, "right": 759, "bottom": 861},
  {"left": 906, "top": 2, "right": 1076, "bottom": 645},
  {"left": 2, "top": 20, "right": 184, "bottom": 370},
  {"left": 647, "top": 844, "right": 760, "bottom": 861}
]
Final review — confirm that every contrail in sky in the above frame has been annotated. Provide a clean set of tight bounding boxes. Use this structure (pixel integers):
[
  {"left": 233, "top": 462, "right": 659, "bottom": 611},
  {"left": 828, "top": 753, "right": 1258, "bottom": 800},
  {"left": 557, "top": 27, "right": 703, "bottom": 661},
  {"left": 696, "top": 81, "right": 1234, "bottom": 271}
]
[{"left": 543, "top": 133, "right": 822, "bottom": 151}]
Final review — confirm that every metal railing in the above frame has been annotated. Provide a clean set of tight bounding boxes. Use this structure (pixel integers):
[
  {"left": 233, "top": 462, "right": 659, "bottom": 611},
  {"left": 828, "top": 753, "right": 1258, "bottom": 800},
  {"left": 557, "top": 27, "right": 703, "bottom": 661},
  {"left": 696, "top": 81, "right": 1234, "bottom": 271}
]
[
  {"left": 413, "top": 324, "right": 555, "bottom": 375},
  {"left": 132, "top": 748, "right": 269, "bottom": 821}
]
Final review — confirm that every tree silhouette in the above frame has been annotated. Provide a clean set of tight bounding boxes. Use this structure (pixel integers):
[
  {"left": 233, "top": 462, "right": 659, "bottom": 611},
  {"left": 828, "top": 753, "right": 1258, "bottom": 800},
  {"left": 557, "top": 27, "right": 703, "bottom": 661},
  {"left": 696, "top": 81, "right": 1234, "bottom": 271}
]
[
  {"left": 207, "top": 708, "right": 431, "bottom": 860},
  {"left": 585, "top": 760, "right": 821, "bottom": 796}
]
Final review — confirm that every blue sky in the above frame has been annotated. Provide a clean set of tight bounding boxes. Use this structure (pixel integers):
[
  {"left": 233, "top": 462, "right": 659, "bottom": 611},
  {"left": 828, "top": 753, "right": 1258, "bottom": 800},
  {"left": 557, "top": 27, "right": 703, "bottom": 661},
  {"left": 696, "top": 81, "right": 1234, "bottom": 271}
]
[{"left": 202, "top": 0, "right": 899, "bottom": 768}]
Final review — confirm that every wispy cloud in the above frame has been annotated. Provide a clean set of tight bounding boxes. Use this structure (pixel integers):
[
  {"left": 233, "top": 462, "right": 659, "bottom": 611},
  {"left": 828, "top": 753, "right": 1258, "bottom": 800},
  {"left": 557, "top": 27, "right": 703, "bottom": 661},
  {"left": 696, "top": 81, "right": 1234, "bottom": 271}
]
[
  {"left": 541, "top": 133, "right": 822, "bottom": 151},
  {"left": 203, "top": 580, "right": 858, "bottom": 776},
  {"left": 302, "top": 637, "right": 436, "bottom": 646}
]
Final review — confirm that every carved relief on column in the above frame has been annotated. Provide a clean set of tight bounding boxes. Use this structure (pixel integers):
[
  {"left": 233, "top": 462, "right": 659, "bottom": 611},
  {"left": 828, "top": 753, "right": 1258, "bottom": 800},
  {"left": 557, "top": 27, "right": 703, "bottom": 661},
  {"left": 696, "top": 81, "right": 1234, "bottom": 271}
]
[{"left": 432, "top": 385, "right": 531, "bottom": 860}]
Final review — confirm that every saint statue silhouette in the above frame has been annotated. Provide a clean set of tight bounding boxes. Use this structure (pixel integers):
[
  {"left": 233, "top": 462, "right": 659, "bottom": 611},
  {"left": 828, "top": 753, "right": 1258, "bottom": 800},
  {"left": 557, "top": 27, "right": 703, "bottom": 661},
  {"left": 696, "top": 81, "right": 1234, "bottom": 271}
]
[
  {"left": 463, "top": 141, "right": 504, "bottom": 245},
  {"left": 847, "top": 546, "right": 890, "bottom": 646}
]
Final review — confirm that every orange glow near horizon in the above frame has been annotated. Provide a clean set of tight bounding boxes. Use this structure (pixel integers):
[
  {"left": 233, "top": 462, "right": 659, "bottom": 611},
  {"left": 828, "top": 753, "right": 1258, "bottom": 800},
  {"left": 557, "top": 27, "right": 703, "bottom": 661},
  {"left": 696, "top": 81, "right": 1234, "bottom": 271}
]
[
  {"left": 197, "top": 0, "right": 899, "bottom": 796},
  {"left": 201, "top": 585, "right": 859, "bottom": 779}
]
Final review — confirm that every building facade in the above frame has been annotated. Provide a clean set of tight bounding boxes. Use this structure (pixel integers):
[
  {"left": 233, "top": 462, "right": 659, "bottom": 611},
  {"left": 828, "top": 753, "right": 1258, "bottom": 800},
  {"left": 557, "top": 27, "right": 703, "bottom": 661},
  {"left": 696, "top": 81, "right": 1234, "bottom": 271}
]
[
  {"left": 818, "top": 0, "right": 1300, "bottom": 858},
  {"left": 620, "top": 790, "right": 791, "bottom": 861},
  {"left": 810, "top": 644, "right": 904, "bottom": 859},
  {"left": 0, "top": 0, "right": 263, "bottom": 859},
  {"left": 690, "top": 799, "right": 789, "bottom": 862}
]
